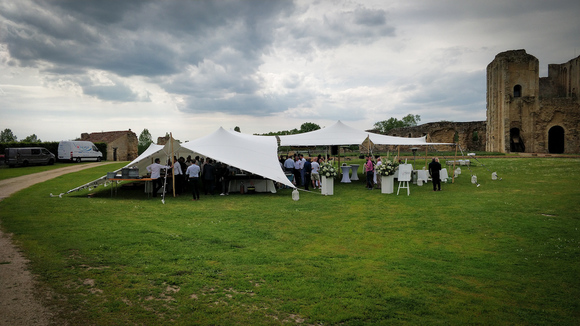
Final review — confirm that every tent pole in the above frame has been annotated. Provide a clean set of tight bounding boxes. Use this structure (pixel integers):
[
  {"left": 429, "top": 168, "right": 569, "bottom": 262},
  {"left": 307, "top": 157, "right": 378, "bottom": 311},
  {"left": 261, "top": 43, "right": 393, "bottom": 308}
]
[
  {"left": 452, "top": 143, "right": 458, "bottom": 184},
  {"left": 338, "top": 147, "right": 341, "bottom": 176},
  {"left": 170, "top": 133, "right": 176, "bottom": 197},
  {"left": 425, "top": 145, "right": 428, "bottom": 170},
  {"left": 397, "top": 145, "right": 400, "bottom": 162}
]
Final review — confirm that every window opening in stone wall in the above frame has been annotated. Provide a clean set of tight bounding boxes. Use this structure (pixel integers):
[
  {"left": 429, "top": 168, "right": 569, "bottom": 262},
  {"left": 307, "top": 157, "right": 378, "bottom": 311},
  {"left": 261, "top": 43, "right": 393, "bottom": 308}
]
[
  {"left": 548, "top": 126, "right": 565, "bottom": 154},
  {"left": 510, "top": 128, "right": 525, "bottom": 152},
  {"left": 513, "top": 85, "right": 522, "bottom": 98}
]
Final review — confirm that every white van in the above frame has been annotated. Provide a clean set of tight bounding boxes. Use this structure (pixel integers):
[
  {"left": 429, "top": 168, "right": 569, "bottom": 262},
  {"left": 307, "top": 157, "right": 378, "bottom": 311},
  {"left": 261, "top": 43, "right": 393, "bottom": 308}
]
[{"left": 58, "top": 141, "right": 103, "bottom": 162}]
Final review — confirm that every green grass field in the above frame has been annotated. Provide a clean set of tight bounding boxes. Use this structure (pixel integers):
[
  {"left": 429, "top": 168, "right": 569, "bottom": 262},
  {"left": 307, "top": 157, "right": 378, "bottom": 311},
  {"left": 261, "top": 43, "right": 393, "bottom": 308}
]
[{"left": 1, "top": 158, "right": 579, "bottom": 325}]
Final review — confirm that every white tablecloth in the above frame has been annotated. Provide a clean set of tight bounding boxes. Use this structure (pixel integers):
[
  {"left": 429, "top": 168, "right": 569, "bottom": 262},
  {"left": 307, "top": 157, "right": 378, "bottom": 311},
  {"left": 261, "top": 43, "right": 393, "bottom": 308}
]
[
  {"left": 440, "top": 168, "right": 449, "bottom": 181},
  {"left": 415, "top": 170, "right": 429, "bottom": 183},
  {"left": 228, "top": 179, "right": 276, "bottom": 193},
  {"left": 350, "top": 164, "right": 359, "bottom": 181},
  {"left": 340, "top": 166, "right": 352, "bottom": 183}
]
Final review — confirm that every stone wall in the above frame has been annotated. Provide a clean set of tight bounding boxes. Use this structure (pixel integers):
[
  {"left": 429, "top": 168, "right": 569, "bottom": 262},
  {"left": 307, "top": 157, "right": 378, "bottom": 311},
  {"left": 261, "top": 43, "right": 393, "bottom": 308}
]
[{"left": 364, "top": 121, "right": 486, "bottom": 153}]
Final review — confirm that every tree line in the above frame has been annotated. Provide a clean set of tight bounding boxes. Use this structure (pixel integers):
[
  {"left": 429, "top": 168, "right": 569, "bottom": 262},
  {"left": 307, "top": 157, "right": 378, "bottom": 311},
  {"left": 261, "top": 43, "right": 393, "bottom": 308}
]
[{"left": 0, "top": 128, "right": 40, "bottom": 143}]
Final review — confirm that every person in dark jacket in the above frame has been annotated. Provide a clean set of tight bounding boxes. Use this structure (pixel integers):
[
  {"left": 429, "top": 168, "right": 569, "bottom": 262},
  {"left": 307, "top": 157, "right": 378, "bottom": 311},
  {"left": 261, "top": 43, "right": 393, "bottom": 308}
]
[
  {"left": 429, "top": 157, "right": 442, "bottom": 191},
  {"left": 203, "top": 158, "right": 216, "bottom": 195},
  {"left": 303, "top": 158, "right": 312, "bottom": 190}
]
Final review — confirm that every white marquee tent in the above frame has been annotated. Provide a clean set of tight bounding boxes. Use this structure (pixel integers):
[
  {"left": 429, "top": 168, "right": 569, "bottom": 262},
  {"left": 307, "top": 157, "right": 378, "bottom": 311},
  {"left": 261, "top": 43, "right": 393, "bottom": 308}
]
[
  {"left": 180, "top": 127, "right": 294, "bottom": 188},
  {"left": 278, "top": 120, "right": 432, "bottom": 146},
  {"left": 65, "top": 127, "right": 295, "bottom": 195}
]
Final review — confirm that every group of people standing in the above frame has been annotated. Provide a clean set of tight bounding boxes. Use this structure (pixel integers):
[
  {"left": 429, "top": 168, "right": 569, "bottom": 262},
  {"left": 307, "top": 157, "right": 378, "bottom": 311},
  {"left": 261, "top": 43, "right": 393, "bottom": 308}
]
[
  {"left": 146, "top": 155, "right": 239, "bottom": 201},
  {"left": 281, "top": 154, "right": 326, "bottom": 190}
]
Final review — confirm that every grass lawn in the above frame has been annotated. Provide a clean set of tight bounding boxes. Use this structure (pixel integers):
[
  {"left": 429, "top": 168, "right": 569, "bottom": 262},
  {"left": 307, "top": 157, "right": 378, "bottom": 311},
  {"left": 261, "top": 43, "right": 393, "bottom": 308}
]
[{"left": 0, "top": 158, "right": 579, "bottom": 325}]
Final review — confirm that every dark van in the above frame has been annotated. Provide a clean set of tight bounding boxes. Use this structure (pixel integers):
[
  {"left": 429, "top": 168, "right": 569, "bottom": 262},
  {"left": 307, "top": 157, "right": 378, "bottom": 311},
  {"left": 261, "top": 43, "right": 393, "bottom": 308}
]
[{"left": 4, "top": 147, "right": 56, "bottom": 167}]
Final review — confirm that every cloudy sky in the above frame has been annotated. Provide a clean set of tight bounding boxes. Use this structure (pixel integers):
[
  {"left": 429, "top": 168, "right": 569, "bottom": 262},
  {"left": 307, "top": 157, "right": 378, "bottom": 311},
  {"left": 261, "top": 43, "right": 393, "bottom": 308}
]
[{"left": 1, "top": 0, "right": 579, "bottom": 142}]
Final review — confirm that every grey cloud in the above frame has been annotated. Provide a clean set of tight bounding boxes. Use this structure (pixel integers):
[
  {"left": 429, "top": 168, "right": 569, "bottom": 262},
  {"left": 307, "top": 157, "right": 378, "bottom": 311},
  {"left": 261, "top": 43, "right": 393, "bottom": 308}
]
[
  {"left": 353, "top": 7, "right": 387, "bottom": 26},
  {"left": 82, "top": 82, "right": 148, "bottom": 102},
  {"left": 183, "top": 94, "right": 287, "bottom": 116},
  {"left": 285, "top": 5, "right": 395, "bottom": 51}
]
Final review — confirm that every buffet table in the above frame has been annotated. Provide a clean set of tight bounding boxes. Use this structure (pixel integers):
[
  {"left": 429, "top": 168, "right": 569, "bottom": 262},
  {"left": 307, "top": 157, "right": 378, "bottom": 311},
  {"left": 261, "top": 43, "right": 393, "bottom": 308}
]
[
  {"left": 227, "top": 175, "right": 276, "bottom": 193},
  {"left": 109, "top": 178, "right": 154, "bottom": 197}
]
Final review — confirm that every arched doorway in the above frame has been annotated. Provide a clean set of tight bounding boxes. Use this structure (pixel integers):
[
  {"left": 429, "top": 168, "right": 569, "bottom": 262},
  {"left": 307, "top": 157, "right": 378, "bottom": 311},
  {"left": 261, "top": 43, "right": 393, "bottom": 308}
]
[
  {"left": 510, "top": 128, "right": 525, "bottom": 152},
  {"left": 513, "top": 85, "right": 522, "bottom": 98},
  {"left": 548, "top": 126, "right": 565, "bottom": 153}
]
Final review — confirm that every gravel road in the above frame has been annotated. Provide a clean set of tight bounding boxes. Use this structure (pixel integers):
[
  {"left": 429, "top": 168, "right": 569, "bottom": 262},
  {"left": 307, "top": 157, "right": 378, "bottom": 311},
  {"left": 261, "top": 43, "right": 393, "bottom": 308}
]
[{"left": 0, "top": 162, "right": 117, "bottom": 325}]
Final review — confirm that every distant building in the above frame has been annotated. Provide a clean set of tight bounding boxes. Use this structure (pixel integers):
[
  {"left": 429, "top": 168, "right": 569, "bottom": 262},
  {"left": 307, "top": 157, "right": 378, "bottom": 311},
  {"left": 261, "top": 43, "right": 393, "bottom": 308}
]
[
  {"left": 486, "top": 49, "right": 580, "bottom": 154},
  {"left": 80, "top": 129, "right": 138, "bottom": 161}
]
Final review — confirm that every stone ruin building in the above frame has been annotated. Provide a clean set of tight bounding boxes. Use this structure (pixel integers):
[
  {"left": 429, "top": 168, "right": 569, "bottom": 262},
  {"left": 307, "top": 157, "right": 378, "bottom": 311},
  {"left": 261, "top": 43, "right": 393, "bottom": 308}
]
[
  {"left": 81, "top": 129, "right": 138, "bottom": 161},
  {"left": 367, "top": 49, "right": 579, "bottom": 155},
  {"left": 486, "top": 49, "right": 580, "bottom": 154}
]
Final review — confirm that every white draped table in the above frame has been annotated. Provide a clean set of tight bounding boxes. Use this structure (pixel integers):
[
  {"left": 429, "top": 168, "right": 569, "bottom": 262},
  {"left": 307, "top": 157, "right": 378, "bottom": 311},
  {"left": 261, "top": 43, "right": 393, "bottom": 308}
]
[
  {"left": 340, "top": 166, "right": 351, "bottom": 183},
  {"left": 350, "top": 164, "right": 359, "bottom": 181},
  {"left": 228, "top": 179, "right": 276, "bottom": 193}
]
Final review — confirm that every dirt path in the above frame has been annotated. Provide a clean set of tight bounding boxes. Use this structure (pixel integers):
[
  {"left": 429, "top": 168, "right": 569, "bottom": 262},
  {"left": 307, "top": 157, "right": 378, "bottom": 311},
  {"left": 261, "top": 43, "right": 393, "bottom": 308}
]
[{"left": 0, "top": 162, "right": 118, "bottom": 325}]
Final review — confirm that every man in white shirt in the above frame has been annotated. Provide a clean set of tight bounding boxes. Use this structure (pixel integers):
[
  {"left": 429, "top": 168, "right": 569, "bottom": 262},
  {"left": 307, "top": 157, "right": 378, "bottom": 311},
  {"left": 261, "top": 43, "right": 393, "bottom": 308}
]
[
  {"left": 185, "top": 162, "right": 201, "bottom": 200},
  {"left": 311, "top": 158, "right": 320, "bottom": 189},
  {"left": 147, "top": 158, "right": 172, "bottom": 197},
  {"left": 283, "top": 156, "right": 295, "bottom": 172}
]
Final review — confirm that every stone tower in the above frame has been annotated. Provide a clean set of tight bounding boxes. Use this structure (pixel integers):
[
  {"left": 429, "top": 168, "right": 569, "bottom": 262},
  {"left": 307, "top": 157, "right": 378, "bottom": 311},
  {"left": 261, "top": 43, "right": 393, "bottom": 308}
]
[{"left": 486, "top": 49, "right": 580, "bottom": 154}]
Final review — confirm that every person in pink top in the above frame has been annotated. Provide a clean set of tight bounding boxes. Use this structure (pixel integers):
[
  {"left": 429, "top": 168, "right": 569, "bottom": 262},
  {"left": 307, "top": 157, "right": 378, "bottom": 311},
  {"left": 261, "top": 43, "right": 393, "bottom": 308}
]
[{"left": 365, "top": 156, "right": 374, "bottom": 190}]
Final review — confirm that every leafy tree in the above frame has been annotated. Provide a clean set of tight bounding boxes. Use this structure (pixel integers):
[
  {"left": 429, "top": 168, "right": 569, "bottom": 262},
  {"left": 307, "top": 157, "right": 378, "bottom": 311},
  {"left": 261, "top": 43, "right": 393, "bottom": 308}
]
[
  {"left": 373, "top": 114, "right": 421, "bottom": 133},
  {"left": 138, "top": 129, "right": 153, "bottom": 154},
  {"left": 234, "top": 126, "right": 241, "bottom": 133},
  {"left": 299, "top": 122, "right": 321, "bottom": 133},
  {"left": 0, "top": 128, "right": 17, "bottom": 142},
  {"left": 401, "top": 114, "right": 421, "bottom": 127},
  {"left": 22, "top": 134, "right": 40, "bottom": 142},
  {"left": 258, "top": 122, "right": 321, "bottom": 136}
]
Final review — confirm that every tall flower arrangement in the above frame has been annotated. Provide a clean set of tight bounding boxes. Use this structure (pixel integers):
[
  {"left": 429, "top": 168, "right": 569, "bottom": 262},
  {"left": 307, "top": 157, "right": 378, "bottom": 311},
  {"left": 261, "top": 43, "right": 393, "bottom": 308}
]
[
  {"left": 319, "top": 162, "right": 338, "bottom": 178},
  {"left": 376, "top": 159, "right": 399, "bottom": 176}
]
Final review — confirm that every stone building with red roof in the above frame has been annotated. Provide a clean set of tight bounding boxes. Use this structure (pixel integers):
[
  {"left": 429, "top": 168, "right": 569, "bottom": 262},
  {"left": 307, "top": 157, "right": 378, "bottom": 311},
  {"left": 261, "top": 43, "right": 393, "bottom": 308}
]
[{"left": 80, "top": 129, "right": 138, "bottom": 161}]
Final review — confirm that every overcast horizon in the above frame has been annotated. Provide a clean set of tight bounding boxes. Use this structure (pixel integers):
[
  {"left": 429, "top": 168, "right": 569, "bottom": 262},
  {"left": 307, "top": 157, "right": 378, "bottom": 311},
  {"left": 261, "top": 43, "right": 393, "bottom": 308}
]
[{"left": 1, "top": 0, "right": 579, "bottom": 142}]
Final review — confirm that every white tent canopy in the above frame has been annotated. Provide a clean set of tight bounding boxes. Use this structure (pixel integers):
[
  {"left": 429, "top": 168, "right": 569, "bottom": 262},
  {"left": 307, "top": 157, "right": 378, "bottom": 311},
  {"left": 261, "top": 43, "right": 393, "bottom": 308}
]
[
  {"left": 181, "top": 127, "right": 294, "bottom": 188},
  {"left": 278, "top": 120, "right": 436, "bottom": 146},
  {"left": 65, "top": 127, "right": 295, "bottom": 194}
]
